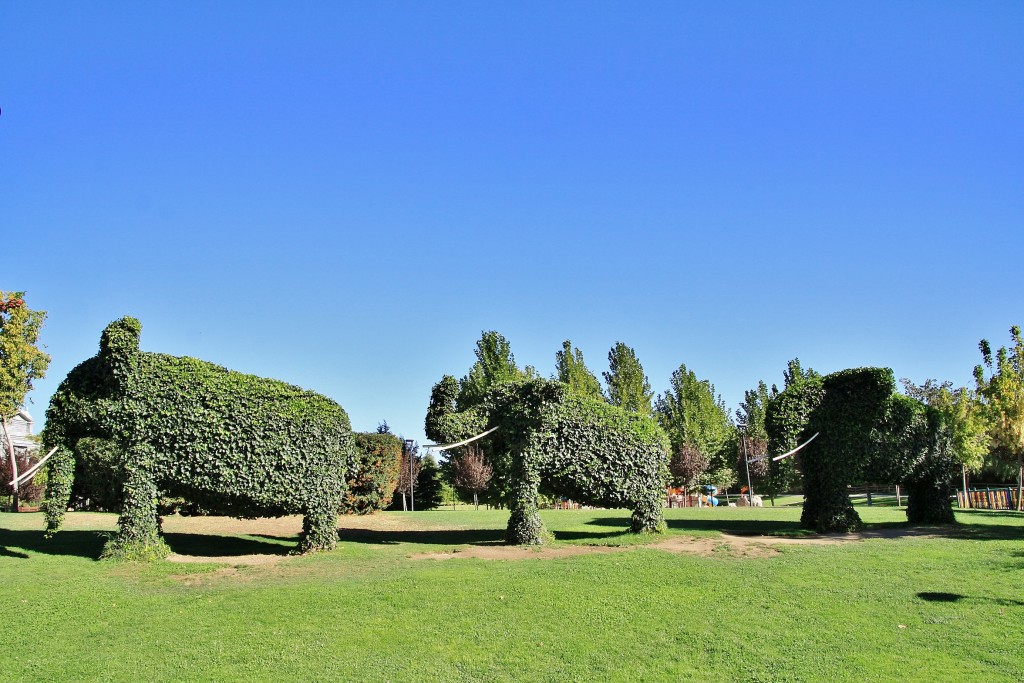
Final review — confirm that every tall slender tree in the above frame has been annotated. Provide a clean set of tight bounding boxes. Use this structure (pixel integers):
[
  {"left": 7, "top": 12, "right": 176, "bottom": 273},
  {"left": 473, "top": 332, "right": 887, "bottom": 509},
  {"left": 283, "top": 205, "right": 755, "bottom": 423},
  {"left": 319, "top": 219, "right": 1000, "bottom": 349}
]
[
  {"left": 459, "top": 331, "right": 526, "bottom": 409},
  {"left": 975, "top": 325, "right": 1024, "bottom": 510},
  {"left": 655, "top": 363, "right": 734, "bottom": 489},
  {"left": 555, "top": 340, "right": 604, "bottom": 400},
  {"left": 415, "top": 454, "right": 444, "bottom": 510},
  {"left": 0, "top": 292, "right": 50, "bottom": 512},
  {"left": 603, "top": 342, "right": 653, "bottom": 416},
  {"left": 737, "top": 380, "right": 772, "bottom": 441},
  {"left": 656, "top": 364, "right": 733, "bottom": 458}
]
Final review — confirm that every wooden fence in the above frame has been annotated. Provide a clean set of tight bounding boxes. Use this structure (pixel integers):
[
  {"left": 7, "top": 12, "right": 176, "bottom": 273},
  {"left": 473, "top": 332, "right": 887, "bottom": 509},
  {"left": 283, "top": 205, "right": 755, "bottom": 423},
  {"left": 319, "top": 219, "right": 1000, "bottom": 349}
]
[{"left": 957, "top": 488, "right": 1021, "bottom": 510}]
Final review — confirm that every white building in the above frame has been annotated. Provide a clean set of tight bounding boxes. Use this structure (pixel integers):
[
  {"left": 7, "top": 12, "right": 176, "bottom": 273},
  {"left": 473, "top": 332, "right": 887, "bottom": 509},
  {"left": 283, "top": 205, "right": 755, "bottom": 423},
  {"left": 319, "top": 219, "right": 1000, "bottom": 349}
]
[{"left": 3, "top": 409, "right": 40, "bottom": 454}]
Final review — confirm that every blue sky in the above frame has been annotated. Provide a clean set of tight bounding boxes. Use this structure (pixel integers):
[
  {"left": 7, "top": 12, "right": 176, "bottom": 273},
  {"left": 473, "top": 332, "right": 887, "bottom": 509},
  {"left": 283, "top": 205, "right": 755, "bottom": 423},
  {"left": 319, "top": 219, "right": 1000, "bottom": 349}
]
[{"left": 4, "top": 2, "right": 1022, "bottom": 449}]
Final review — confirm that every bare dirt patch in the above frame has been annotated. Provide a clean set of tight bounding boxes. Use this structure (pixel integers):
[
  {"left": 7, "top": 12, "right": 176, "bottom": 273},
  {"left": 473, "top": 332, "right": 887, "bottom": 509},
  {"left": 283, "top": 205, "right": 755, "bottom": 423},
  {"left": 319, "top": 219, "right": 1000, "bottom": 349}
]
[
  {"left": 417, "top": 544, "right": 624, "bottom": 561},
  {"left": 159, "top": 514, "right": 304, "bottom": 537},
  {"left": 413, "top": 528, "right": 946, "bottom": 561},
  {"left": 170, "top": 567, "right": 241, "bottom": 586},
  {"left": 166, "top": 553, "right": 289, "bottom": 566}
]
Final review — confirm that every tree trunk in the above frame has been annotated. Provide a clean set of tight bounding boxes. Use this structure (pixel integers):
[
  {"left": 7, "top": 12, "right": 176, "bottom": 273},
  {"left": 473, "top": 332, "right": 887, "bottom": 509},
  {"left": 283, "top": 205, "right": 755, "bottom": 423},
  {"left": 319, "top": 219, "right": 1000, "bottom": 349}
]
[
  {"left": 401, "top": 492, "right": 407, "bottom": 512},
  {"left": 2, "top": 415, "right": 19, "bottom": 513},
  {"left": 962, "top": 465, "right": 970, "bottom": 510},
  {"left": 1018, "top": 454, "right": 1023, "bottom": 512},
  {"left": 473, "top": 491, "right": 479, "bottom": 511}
]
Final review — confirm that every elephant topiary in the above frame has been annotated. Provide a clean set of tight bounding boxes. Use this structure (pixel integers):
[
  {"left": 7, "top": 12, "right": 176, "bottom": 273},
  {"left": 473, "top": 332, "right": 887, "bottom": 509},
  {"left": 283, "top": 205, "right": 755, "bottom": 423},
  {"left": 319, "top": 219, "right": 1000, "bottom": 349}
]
[
  {"left": 766, "top": 367, "right": 957, "bottom": 533},
  {"left": 43, "top": 317, "right": 354, "bottom": 559},
  {"left": 427, "top": 377, "right": 670, "bottom": 544}
]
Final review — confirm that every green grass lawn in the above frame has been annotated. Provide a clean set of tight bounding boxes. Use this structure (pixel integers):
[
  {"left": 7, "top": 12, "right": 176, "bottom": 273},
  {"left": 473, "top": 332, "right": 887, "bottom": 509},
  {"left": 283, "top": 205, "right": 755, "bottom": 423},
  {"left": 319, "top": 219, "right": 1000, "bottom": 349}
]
[{"left": 1, "top": 506, "right": 1021, "bottom": 682}]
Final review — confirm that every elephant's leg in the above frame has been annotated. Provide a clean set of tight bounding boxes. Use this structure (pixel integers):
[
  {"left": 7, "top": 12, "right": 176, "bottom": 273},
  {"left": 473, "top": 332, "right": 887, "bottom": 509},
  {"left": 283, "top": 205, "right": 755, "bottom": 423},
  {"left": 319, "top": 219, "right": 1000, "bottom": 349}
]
[
  {"left": 905, "top": 478, "right": 956, "bottom": 525},
  {"left": 103, "top": 447, "right": 170, "bottom": 561},
  {"left": 505, "top": 456, "right": 551, "bottom": 545},
  {"left": 800, "top": 470, "right": 862, "bottom": 533},
  {"left": 630, "top": 493, "right": 666, "bottom": 534},
  {"left": 296, "top": 478, "right": 342, "bottom": 554}
]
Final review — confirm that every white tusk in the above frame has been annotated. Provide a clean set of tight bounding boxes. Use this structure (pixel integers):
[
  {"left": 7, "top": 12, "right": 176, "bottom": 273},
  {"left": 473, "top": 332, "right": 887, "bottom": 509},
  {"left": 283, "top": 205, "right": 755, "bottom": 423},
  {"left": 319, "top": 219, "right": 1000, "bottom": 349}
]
[
  {"left": 9, "top": 446, "right": 59, "bottom": 487},
  {"left": 771, "top": 432, "right": 820, "bottom": 462},
  {"left": 425, "top": 426, "right": 499, "bottom": 451}
]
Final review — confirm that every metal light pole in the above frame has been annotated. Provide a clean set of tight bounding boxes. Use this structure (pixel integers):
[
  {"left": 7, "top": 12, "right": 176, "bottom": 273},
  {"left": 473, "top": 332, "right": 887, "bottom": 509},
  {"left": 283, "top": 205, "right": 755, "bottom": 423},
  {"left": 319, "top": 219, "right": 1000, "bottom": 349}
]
[
  {"left": 405, "top": 439, "right": 415, "bottom": 512},
  {"left": 738, "top": 423, "right": 754, "bottom": 505}
]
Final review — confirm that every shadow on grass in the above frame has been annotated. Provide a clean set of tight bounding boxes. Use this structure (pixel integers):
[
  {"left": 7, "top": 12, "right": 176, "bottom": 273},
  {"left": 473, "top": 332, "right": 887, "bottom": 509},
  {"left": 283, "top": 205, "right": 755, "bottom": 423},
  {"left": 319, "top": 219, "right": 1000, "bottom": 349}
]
[
  {"left": 338, "top": 527, "right": 506, "bottom": 546},
  {"left": 955, "top": 509, "right": 1024, "bottom": 521},
  {"left": 551, "top": 529, "right": 633, "bottom": 541},
  {"left": 587, "top": 516, "right": 816, "bottom": 537},
  {"left": 918, "top": 591, "right": 963, "bottom": 602},
  {"left": 161, "top": 533, "right": 292, "bottom": 557},
  {"left": 0, "top": 529, "right": 108, "bottom": 560},
  {"left": 917, "top": 590, "right": 1024, "bottom": 607},
  {"left": 0, "top": 546, "right": 30, "bottom": 559},
  {"left": 0, "top": 528, "right": 294, "bottom": 560}
]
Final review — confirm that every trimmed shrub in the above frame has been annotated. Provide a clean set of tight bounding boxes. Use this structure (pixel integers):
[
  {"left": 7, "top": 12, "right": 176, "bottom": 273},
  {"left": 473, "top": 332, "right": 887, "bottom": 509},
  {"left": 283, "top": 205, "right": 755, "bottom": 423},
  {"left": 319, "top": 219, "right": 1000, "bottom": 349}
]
[
  {"left": 44, "top": 317, "right": 353, "bottom": 558},
  {"left": 341, "top": 432, "right": 402, "bottom": 515}
]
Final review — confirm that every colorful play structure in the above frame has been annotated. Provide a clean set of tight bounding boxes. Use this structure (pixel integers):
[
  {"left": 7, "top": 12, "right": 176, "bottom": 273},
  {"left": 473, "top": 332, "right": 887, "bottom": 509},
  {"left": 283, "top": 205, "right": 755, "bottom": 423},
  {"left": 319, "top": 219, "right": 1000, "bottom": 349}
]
[{"left": 700, "top": 485, "right": 720, "bottom": 507}]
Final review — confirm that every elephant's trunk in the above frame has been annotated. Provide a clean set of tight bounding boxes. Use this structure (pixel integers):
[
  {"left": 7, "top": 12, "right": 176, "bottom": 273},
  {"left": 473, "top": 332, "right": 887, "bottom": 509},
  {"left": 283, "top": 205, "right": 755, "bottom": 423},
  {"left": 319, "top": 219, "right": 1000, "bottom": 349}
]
[{"left": 42, "top": 445, "right": 75, "bottom": 535}]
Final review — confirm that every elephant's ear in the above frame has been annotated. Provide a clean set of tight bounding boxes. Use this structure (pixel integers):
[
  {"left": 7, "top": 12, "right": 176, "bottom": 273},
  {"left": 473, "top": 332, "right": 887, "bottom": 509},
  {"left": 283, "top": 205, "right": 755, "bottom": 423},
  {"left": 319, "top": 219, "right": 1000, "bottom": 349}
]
[{"left": 98, "top": 316, "right": 142, "bottom": 390}]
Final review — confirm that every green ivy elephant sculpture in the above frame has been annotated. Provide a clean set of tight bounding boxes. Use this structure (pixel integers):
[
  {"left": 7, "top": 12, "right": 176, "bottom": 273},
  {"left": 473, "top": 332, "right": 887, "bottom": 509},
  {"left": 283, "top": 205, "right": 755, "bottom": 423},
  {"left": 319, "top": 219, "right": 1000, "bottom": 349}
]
[
  {"left": 43, "top": 317, "right": 354, "bottom": 559},
  {"left": 766, "top": 367, "right": 957, "bottom": 533},
  {"left": 427, "top": 377, "right": 670, "bottom": 545}
]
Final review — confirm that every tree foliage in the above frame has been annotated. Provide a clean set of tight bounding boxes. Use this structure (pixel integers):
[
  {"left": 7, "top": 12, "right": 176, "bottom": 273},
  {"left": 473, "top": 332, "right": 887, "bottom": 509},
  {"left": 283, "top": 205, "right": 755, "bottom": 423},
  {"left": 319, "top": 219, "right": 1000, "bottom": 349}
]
[
  {"left": 458, "top": 331, "right": 528, "bottom": 409},
  {"left": 668, "top": 442, "right": 707, "bottom": 492},
  {"left": 0, "top": 292, "right": 50, "bottom": 419},
  {"left": 44, "top": 317, "right": 354, "bottom": 558},
  {"left": 900, "top": 379, "right": 990, "bottom": 473},
  {"left": 394, "top": 440, "right": 421, "bottom": 511},
  {"left": 555, "top": 340, "right": 604, "bottom": 401},
  {"left": 415, "top": 453, "right": 444, "bottom": 510},
  {"left": 341, "top": 431, "right": 402, "bottom": 515},
  {"left": 603, "top": 342, "right": 653, "bottom": 416},
  {"left": 655, "top": 363, "right": 734, "bottom": 467},
  {"left": 763, "top": 360, "right": 823, "bottom": 500},
  {"left": 451, "top": 445, "right": 493, "bottom": 509},
  {"left": 737, "top": 380, "right": 772, "bottom": 441},
  {"left": 736, "top": 434, "right": 769, "bottom": 491},
  {"left": 974, "top": 325, "right": 1024, "bottom": 509}
]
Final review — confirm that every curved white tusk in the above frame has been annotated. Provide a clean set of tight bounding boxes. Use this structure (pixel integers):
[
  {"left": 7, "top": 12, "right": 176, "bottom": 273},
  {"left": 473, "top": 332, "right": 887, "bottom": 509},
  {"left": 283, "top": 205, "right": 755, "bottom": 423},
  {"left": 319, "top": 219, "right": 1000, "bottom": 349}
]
[
  {"left": 9, "top": 446, "right": 59, "bottom": 487},
  {"left": 771, "top": 432, "right": 820, "bottom": 462},
  {"left": 425, "top": 426, "right": 499, "bottom": 451}
]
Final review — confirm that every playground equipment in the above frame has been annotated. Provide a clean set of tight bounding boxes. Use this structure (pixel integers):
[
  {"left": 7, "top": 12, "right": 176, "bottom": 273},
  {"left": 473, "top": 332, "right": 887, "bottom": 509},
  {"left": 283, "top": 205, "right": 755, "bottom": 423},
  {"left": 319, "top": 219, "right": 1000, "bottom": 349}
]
[{"left": 700, "top": 485, "right": 720, "bottom": 507}]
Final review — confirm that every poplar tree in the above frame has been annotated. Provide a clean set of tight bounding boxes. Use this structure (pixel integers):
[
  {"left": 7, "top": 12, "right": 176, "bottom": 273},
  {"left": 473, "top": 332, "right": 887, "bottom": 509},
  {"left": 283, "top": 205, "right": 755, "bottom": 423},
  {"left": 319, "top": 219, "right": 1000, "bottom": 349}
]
[
  {"left": 555, "top": 340, "right": 604, "bottom": 400},
  {"left": 603, "top": 342, "right": 653, "bottom": 416},
  {"left": 655, "top": 363, "right": 734, "bottom": 489},
  {"left": 459, "top": 331, "right": 526, "bottom": 408}
]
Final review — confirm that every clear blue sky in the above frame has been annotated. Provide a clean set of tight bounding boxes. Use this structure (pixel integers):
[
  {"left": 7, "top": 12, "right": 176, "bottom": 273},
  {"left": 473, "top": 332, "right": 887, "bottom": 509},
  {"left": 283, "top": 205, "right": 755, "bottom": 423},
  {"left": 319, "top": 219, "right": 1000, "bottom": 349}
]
[{"left": 4, "top": 2, "right": 1022, "bottom": 449}]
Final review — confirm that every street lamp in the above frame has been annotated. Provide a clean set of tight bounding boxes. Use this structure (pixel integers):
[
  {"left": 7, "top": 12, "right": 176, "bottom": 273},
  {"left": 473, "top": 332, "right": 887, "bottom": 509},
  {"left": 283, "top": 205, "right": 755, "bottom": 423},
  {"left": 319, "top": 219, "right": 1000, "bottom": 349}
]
[
  {"left": 737, "top": 422, "right": 754, "bottom": 505},
  {"left": 404, "top": 439, "right": 415, "bottom": 512}
]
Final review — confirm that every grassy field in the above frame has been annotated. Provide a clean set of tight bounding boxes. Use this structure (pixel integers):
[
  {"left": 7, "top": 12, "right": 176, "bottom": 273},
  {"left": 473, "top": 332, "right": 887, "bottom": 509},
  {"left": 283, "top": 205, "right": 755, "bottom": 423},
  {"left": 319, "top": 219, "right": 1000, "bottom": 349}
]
[{"left": 1, "top": 506, "right": 1021, "bottom": 682}]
